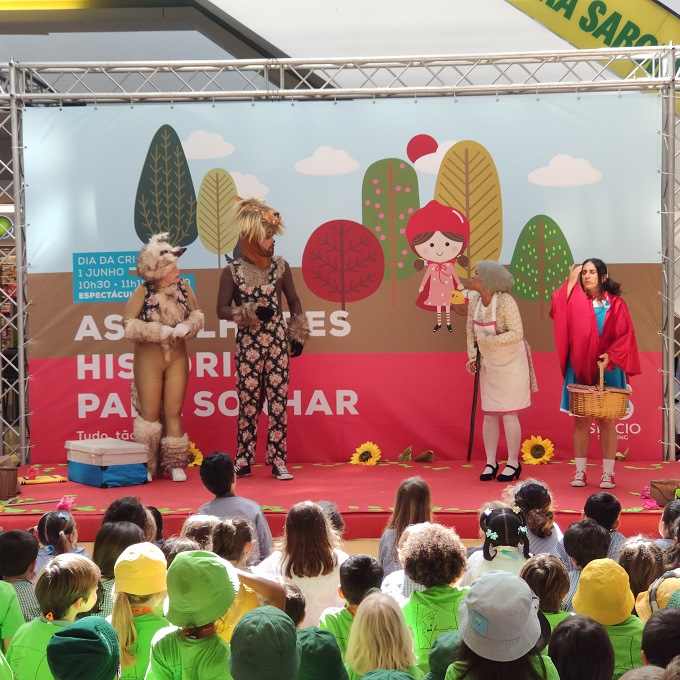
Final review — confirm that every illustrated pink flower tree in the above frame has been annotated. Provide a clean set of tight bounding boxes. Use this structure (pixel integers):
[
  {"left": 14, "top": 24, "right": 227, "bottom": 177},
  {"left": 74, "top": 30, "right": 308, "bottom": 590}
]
[
  {"left": 361, "top": 159, "right": 420, "bottom": 306},
  {"left": 302, "top": 219, "right": 385, "bottom": 311}
]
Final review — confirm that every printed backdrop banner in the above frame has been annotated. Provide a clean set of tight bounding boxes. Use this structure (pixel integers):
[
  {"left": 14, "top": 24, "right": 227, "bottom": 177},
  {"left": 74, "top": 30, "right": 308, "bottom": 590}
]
[{"left": 24, "top": 93, "right": 662, "bottom": 463}]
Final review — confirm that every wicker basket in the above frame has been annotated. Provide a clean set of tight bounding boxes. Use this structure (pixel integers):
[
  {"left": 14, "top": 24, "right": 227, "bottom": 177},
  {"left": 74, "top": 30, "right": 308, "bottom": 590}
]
[
  {"left": 567, "top": 364, "right": 630, "bottom": 419},
  {"left": 0, "top": 466, "right": 17, "bottom": 501}
]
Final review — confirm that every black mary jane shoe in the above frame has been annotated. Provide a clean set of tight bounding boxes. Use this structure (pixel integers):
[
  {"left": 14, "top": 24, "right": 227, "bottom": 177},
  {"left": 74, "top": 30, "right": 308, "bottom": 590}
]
[
  {"left": 433, "top": 323, "right": 442, "bottom": 332},
  {"left": 446, "top": 323, "right": 453, "bottom": 332},
  {"left": 479, "top": 463, "right": 498, "bottom": 481},
  {"left": 497, "top": 462, "right": 522, "bottom": 482}
]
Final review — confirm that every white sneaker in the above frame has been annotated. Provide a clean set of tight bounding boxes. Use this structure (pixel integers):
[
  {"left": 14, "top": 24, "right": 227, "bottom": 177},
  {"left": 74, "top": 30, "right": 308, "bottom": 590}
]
[
  {"left": 146, "top": 472, "right": 152, "bottom": 483},
  {"left": 272, "top": 465, "right": 294, "bottom": 481},
  {"left": 600, "top": 472, "right": 616, "bottom": 489},
  {"left": 171, "top": 468, "right": 187, "bottom": 482},
  {"left": 571, "top": 469, "right": 587, "bottom": 487}
]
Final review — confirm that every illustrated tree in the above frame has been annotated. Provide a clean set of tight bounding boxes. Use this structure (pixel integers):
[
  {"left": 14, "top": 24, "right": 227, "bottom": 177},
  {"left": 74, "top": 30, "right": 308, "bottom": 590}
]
[
  {"left": 509, "top": 214, "right": 573, "bottom": 318},
  {"left": 197, "top": 168, "right": 239, "bottom": 268},
  {"left": 361, "top": 159, "right": 419, "bottom": 306},
  {"left": 302, "top": 219, "right": 385, "bottom": 311},
  {"left": 434, "top": 140, "right": 502, "bottom": 279},
  {"left": 135, "top": 124, "right": 198, "bottom": 246}
]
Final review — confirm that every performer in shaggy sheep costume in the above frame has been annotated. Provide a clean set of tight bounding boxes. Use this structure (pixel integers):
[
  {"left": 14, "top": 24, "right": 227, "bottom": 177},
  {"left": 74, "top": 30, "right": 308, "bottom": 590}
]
[
  {"left": 124, "top": 233, "right": 204, "bottom": 482},
  {"left": 217, "top": 198, "right": 310, "bottom": 481}
]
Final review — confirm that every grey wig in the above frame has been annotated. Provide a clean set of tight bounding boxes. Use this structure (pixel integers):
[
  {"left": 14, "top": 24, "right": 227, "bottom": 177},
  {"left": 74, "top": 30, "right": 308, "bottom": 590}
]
[{"left": 476, "top": 260, "right": 514, "bottom": 293}]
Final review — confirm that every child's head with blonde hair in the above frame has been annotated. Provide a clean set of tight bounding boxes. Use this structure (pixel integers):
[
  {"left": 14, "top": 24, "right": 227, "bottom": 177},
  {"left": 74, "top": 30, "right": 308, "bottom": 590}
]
[
  {"left": 180, "top": 514, "right": 221, "bottom": 551},
  {"left": 112, "top": 542, "right": 167, "bottom": 668},
  {"left": 345, "top": 590, "right": 415, "bottom": 677}
]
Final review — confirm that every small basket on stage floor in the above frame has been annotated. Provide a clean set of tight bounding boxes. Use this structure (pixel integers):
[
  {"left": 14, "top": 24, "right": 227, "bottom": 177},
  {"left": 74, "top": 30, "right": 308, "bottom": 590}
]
[{"left": 567, "top": 364, "right": 630, "bottom": 419}]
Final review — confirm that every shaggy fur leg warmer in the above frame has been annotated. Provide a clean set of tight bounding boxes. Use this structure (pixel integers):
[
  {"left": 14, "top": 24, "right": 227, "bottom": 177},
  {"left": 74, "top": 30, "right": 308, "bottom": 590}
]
[
  {"left": 286, "top": 313, "right": 310, "bottom": 345},
  {"left": 159, "top": 433, "right": 191, "bottom": 474},
  {"left": 134, "top": 417, "right": 163, "bottom": 480}
]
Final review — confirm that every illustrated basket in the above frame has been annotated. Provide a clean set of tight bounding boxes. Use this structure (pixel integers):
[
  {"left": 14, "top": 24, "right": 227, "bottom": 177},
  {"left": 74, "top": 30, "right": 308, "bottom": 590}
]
[
  {"left": 0, "top": 466, "right": 18, "bottom": 500},
  {"left": 567, "top": 364, "right": 630, "bottom": 419}
]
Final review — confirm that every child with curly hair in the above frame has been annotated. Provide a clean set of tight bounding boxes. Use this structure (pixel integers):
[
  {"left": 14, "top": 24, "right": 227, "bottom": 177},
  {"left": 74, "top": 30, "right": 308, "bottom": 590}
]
[
  {"left": 460, "top": 507, "right": 530, "bottom": 586},
  {"left": 400, "top": 523, "right": 468, "bottom": 675},
  {"left": 504, "top": 479, "right": 563, "bottom": 556}
]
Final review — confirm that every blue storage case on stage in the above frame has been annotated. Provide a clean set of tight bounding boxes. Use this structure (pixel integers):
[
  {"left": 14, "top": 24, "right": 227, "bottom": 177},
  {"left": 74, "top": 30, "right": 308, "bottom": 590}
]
[{"left": 65, "top": 439, "right": 148, "bottom": 489}]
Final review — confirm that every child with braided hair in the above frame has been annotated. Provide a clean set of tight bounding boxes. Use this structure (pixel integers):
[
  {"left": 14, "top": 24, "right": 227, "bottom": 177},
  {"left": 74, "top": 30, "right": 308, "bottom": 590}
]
[{"left": 460, "top": 506, "right": 530, "bottom": 586}]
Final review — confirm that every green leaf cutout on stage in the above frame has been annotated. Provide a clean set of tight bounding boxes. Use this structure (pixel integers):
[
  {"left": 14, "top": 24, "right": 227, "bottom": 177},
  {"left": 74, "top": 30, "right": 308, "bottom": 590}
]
[
  {"left": 434, "top": 140, "right": 502, "bottom": 279},
  {"left": 135, "top": 124, "right": 198, "bottom": 246},
  {"left": 197, "top": 168, "right": 239, "bottom": 268},
  {"left": 509, "top": 214, "right": 572, "bottom": 318},
  {"left": 362, "top": 159, "right": 419, "bottom": 306}
]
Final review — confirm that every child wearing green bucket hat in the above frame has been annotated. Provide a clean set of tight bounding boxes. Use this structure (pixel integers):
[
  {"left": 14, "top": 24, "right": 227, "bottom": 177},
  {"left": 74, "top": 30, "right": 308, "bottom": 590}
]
[
  {"left": 111, "top": 542, "right": 170, "bottom": 680},
  {"left": 145, "top": 550, "right": 239, "bottom": 680}
]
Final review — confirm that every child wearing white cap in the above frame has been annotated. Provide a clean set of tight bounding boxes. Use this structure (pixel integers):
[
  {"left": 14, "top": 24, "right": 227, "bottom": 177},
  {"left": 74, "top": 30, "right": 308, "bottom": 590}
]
[{"left": 446, "top": 570, "right": 558, "bottom": 680}]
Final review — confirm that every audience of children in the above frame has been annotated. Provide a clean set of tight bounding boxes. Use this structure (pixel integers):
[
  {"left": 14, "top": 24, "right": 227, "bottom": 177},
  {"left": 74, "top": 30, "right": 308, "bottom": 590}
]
[
  {"left": 519, "top": 553, "right": 571, "bottom": 632},
  {"left": 253, "top": 500, "right": 349, "bottom": 627},
  {"left": 379, "top": 477, "right": 434, "bottom": 577},
  {"left": 0, "top": 529, "right": 42, "bottom": 623},
  {"left": 460, "top": 506, "right": 530, "bottom": 585},
  {"left": 7, "top": 553, "right": 100, "bottom": 680},
  {"left": 400, "top": 523, "right": 467, "bottom": 674},
  {"left": 7, "top": 469, "right": 680, "bottom": 680},
  {"left": 319, "top": 553, "right": 384, "bottom": 660},
  {"left": 110, "top": 542, "right": 170, "bottom": 679},
  {"left": 504, "top": 479, "right": 563, "bottom": 555},
  {"left": 572, "top": 558, "right": 644, "bottom": 679},
  {"left": 90, "top": 520, "right": 146, "bottom": 618},
  {"left": 198, "top": 452, "right": 273, "bottom": 563}
]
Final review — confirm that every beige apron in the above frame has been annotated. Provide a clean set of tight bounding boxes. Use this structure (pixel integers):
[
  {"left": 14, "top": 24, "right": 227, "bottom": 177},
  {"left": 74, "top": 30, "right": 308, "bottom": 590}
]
[{"left": 473, "top": 293, "right": 532, "bottom": 414}]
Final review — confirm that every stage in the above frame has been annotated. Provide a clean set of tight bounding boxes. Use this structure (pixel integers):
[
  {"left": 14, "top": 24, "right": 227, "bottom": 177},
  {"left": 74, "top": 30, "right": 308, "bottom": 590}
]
[{"left": 1, "top": 458, "right": 677, "bottom": 543}]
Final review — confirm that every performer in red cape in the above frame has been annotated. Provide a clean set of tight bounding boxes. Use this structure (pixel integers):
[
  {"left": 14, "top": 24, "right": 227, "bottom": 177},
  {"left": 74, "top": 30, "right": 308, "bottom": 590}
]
[
  {"left": 217, "top": 198, "right": 309, "bottom": 481},
  {"left": 550, "top": 258, "right": 641, "bottom": 489},
  {"left": 407, "top": 200, "right": 470, "bottom": 332}
]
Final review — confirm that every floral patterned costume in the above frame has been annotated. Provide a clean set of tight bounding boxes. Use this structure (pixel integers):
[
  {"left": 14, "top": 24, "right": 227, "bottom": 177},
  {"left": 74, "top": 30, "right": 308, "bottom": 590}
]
[{"left": 232, "top": 258, "right": 290, "bottom": 468}]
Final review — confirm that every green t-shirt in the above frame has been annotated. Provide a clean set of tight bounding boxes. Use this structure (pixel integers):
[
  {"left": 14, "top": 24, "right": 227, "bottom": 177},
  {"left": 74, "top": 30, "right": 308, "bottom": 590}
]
[
  {"left": 145, "top": 627, "right": 233, "bottom": 680},
  {"left": 605, "top": 615, "right": 644, "bottom": 680},
  {"left": 402, "top": 585, "right": 467, "bottom": 675},
  {"left": 318, "top": 606, "right": 353, "bottom": 661},
  {"left": 445, "top": 653, "right": 560, "bottom": 680},
  {"left": 118, "top": 612, "right": 171, "bottom": 680},
  {"left": 6, "top": 617, "right": 71, "bottom": 680},
  {"left": 543, "top": 610, "right": 571, "bottom": 632},
  {"left": 0, "top": 649, "right": 12, "bottom": 680},
  {"left": 346, "top": 663, "right": 423, "bottom": 680},
  {"left": 0, "top": 580, "right": 24, "bottom": 642}
]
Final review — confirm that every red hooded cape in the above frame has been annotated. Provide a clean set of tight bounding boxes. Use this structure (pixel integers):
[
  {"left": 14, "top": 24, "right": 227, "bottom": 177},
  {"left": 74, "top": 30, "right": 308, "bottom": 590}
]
[{"left": 550, "top": 279, "right": 641, "bottom": 386}]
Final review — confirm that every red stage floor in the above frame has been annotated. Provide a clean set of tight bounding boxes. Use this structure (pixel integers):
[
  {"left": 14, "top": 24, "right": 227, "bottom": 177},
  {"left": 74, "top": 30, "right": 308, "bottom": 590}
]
[{"left": 1, "top": 459, "right": 678, "bottom": 542}]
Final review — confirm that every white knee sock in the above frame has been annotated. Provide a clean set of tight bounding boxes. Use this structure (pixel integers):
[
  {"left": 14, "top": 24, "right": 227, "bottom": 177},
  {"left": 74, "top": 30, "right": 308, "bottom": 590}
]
[{"left": 483, "top": 416, "right": 500, "bottom": 466}]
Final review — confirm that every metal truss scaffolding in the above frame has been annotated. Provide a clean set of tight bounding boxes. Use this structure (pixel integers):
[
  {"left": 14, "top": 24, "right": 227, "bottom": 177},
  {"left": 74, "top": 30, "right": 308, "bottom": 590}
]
[{"left": 0, "top": 46, "right": 677, "bottom": 463}]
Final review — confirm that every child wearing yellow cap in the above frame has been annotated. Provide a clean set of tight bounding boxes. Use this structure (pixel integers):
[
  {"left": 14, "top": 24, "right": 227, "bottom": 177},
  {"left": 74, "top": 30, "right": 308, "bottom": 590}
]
[{"left": 111, "top": 542, "right": 170, "bottom": 679}]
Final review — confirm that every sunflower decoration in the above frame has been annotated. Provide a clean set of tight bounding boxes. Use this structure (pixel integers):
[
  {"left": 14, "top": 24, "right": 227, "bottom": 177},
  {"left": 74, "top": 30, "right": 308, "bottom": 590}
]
[
  {"left": 350, "top": 441, "right": 382, "bottom": 466},
  {"left": 520, "top": 435, "right": 555, "bottom": 466},
  {"left": 188, "top": 441, "right": 204, "bottom": 467}
]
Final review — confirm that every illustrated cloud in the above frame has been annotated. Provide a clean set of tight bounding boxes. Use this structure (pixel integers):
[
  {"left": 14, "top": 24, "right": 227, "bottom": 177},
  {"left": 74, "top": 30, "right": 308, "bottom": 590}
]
[
  {"left": 295, "top": 146, "right": 360, "bottom": 175},
  {"left": 528, "top": 154, "right": 602, "bottom": 187},
  {"left": 182, "top": 131, "right": 235, "bottom": 159},
  {"left": 231, "top": 172, "right": 268, "bottom": 197},
  {"left": 414, "top": 140, "right": 457, "bottom": 174}
]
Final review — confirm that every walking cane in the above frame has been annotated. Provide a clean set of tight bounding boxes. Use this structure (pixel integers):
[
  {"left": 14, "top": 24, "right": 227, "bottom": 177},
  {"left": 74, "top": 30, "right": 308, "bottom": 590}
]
[{"left": 467, "top": 343, "right": 481, "bottom": 462}]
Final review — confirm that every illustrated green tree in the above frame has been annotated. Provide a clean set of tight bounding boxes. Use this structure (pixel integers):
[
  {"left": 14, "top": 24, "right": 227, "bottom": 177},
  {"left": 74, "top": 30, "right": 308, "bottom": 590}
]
[
  {"left": 135, "top": 124, "right": 198, "bottom": 246},
  {"left": 434, "top": 140, "right": 502, "bottom": 279},
  {"left": 361, "top": 159, "right": 419, "bottom": 306},
  {"left": 509, "top": 214, "right": 573, "bottom": 318},
  {"left": 197, "top": 168, "right": 239, "bottom": 268}
]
